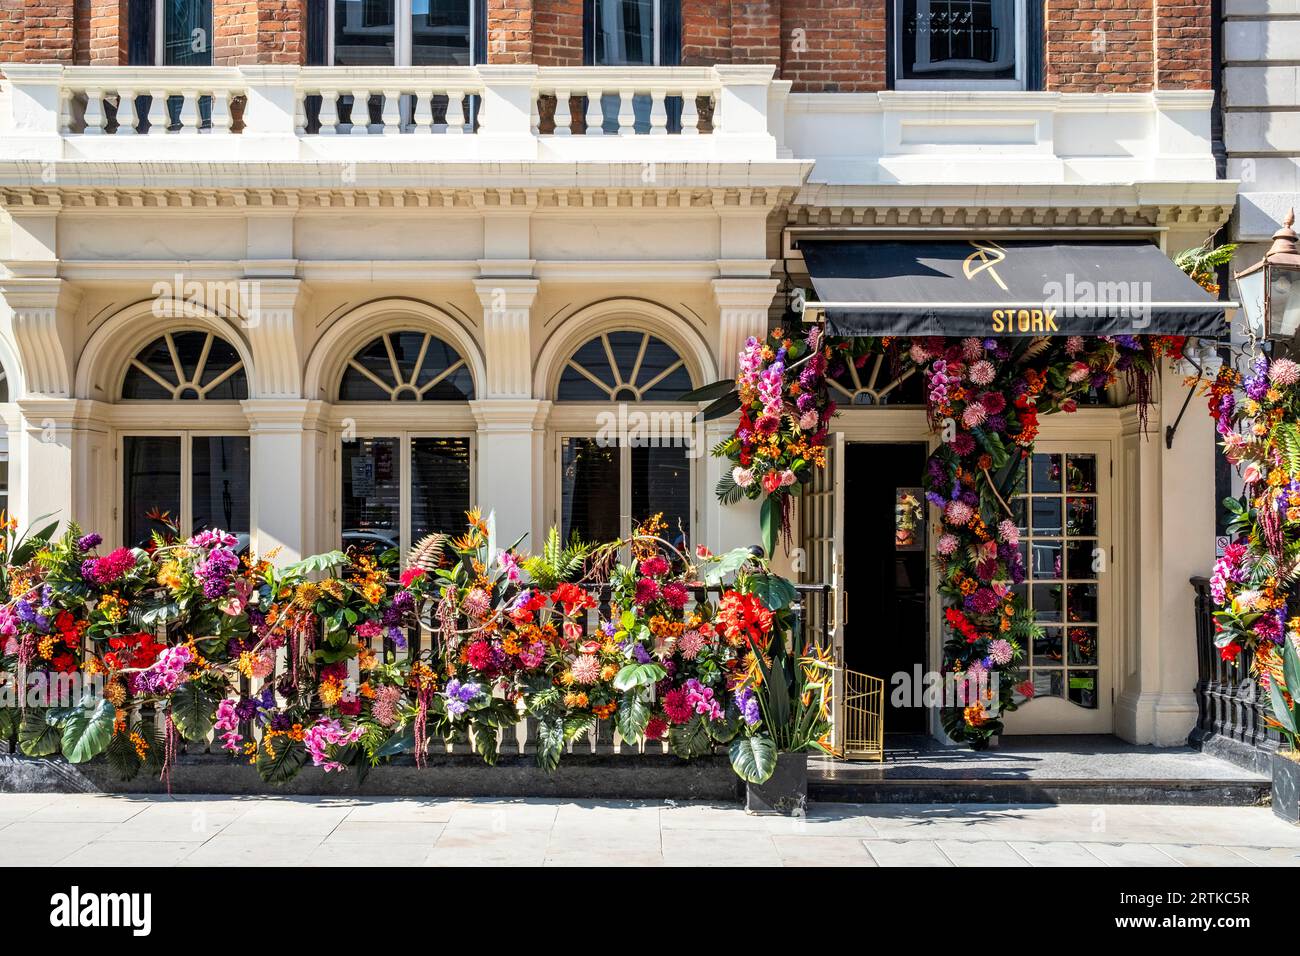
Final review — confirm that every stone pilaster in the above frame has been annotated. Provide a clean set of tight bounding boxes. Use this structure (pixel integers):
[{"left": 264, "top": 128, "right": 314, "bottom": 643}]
[{"left": 712, "top": 277, "right": 779, "bottom": 379}]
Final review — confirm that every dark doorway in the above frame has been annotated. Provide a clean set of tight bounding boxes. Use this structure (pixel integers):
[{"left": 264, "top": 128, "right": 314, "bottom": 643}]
[{"left": 844, "top": 442, "right": 929, "bottom": 734}]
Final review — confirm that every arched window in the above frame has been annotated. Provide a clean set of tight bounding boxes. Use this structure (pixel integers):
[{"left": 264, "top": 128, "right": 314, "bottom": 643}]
[
  {"left": 338, "top": 331, "right": 475, "bottom": 401},
  {"left": 557, "top": 331, "right": 693, "bottom": 402},
  {"left": 829, "top": 353, "right": 923, "bottom": 406},
  {"left": 120, "top": 330, "right": 248, "bottom": 401}
]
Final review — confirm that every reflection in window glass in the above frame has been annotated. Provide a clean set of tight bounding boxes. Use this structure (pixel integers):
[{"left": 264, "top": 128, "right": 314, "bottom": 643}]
[
  {"left": 896, "top": 0, "right": 1018, "bottom": 83},
  {"left": 411, "top": 437, "right": 472, "bottom": 541},
  {"left": 335, "top": 0, "right": 396, "bottom": 65},
  {"left": 631, "top": 445, "right": 690, "bottom": 549},
  {"left": 591, "top": 0, "right": 655, "bottom": 65},
  {"left": 124, "top": 436, "right": 181, "bottom": 548},
  {"left": 165, "top": 0, "right": 213, "bottom": 65},
  {"left": 562, "top": 438, "right": 621, "bottom": 544},
  {"left": 191, "top": 436, "right": 251, "bottom": 538},
  {"left": 341, "top": 437, "right": 401, "bottom": 556},
  {"left": 412, "top": 0, "right": 471, "bottom": 64},
  {"left": 1012, "top": 451, "right": 1101, "bottom": 709}
]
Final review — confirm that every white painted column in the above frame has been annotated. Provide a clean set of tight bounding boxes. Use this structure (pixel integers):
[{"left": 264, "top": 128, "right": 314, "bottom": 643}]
[
  {"left": 712, "top": 277, "right": 779, "bottom": 379},
  {"left": 1115, "top": 367, "right": 1211, "bottom": 745},
  {"left": 13, "top": 399, "right": 76, "bottom": 531},
  {"left": 242, "top": 400, "right": 326, "bottom": 562},
  {"left": 702, "top": 418, "right": 762, "bottom": 556},
  {"left": 470, "top": 399, "right": 551, "bottom": 554}
]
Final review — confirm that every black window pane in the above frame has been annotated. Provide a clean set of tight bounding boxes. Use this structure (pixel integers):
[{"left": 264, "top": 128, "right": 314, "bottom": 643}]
[
  {"left": 341, "top": 438, "right": 401, "bottom": 555},
  {"left": 335, "top": 0, "right": 396, "bottom": 65},
  {"left": 898, "top": 0, "right": 1017, "bottom": 82},
  {"left": 191, "top": 436, "right": 250, "bottom": 539},
  {"left": 165, "top": 0, "right": 213, "bottom": 66},
  {"left": 124, "top": 436, "right": 181, "bottom": 548},
  {"left": 412, "top": 0, "right": 472, "bottom": 65},
  {"left": 557, "top": 367, "right": 611, "bottom": 402},
  {"left": 631, "top": 445, "right": 689, "bottom": 549},
  {"left": 592, "top": 0, "right": 654, "bottom": 65},
  {"left": 641, "top": 364, "right": 693, "bottom": 401},
  {"left": 306, "top": 0, "right": 329, "bottom": 64},
  {"left": 562, "top": 438, "right": 621, "bottom": 543},
  {"left": 411, "top": 437, "right": 471, "bottom": 542},
  {"left": 128, "top": 0, "right": 156, "bottom": 65},
  {"left": 572, "top": 337, "right": 617, "bottom": 387}
]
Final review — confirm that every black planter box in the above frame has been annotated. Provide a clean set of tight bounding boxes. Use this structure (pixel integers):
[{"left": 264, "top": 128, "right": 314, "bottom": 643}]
[
  {"left": 745, "top": 751, "right": 808, "bottom": 816},
  {"left": 1273, "top": 752, "right": 1300, "bottom": 823}
]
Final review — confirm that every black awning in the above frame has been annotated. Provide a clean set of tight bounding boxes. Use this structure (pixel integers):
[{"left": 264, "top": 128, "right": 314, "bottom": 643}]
[{"left": 801, "top": 239, "right": 1228, "bottom": 337}]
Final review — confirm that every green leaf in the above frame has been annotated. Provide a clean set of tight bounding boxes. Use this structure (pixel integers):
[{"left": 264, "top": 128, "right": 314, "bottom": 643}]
[
  {"left": 701, "top": 547, "right": 753, "bottom": 586},
  {"left": 747, "top": 572, "right": 798, "bottom": 611},
  {"left": 256, "top": 735, "right": 308, "bottom": 783},
  {"left": 616, "top": 692, "right": 650, "bottom": 743},
  {"left": 170, "top": 683, "right": 218, "bottom": 742},
  {"left": 535, "top": 719, "right": 566, "bottom": 773},
  {"left": 729, "top": 734, "right": 778, "bottom": 784},
  {"left": 283, "top": 550, "right": 348, "bottom": 577},
  {"left": 701, "top": 391, "right": 743, "bottom": 421},
  {"left": 668, "top": 715, "right": 714, "bottom": 760},
  {"left": 373, "top": 724, "right": 415, "bottom": 758},
  {"left": 1269, "top": 678, "right": 1298, "bottom": 735},
  {"left": 470, "top": 717, "right": 499, "bottom": 766},
  {"left": 678, "top": 380, "right": 740, "bottom": 403},
  {"left": 707, "top": 712, "right": 740, "bottom": 744},
  {"left": 104, "top": 729, "right": 144, "bottom": 782},
  {"left": 18, "top": 708, "right": 61, "bottom": 757},
  {"left": 759, "top": 496, "right": 777, "bottom": 561},
  {"left": 613, "top": 662, "right": 667, "bottom": 692},
  {"left": 0, "top": 707, "right": 18, "bottom": 741},
  {"left": 60, "top": 696, "right": 115, "bottom": 764}
]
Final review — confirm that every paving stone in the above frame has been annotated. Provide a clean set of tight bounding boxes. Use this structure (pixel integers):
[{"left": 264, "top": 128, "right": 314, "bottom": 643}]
[
  {"left": 862, "top": 839, "right": 953, "bottom": 866},
  {"left": 1006, "top": 841, "right": 1108, "bottom": 866}
]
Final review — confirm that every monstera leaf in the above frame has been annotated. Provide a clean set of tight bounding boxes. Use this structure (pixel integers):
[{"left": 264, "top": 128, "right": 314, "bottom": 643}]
[
  {"left": 729, "top": 734, "right": 778, "bottom": 784},
  {"left": 18, "top": 708, "right": 61, "bottom": 758},
  {"left": 170, "top": 682, "right": 219, "bottom": 742},
  {"left": 60, "top": 696, "right": 115, "bottom": 764}
]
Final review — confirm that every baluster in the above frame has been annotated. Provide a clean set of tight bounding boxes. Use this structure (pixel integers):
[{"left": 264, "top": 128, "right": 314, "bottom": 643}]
[
  {"left": 681, "top": 89, "right": 699, "bottom": 136},
  {"left": 530, "top": 91, "right": 541, "bottom": 135},
  {"left": 412, "top": 90, "right": 433, "bottom": 134},
  {"left": 58, "top": 87, "right": 72, "bottom": 134},
  {"left": 113, "top": 89, "right": 136, "bottom": 135},
  {"left": 211, "top": 90, "right": 232, "bottom": 134},
  {"left": 349, "top": 90, "right": 371, "bottom": 135},
  {"left": 178, "top": 90, "right": 199, "bottom": 133},
  {"left": 83, "top": 88, "right": 104, "bottom": 135},
  {"left": 319, "top": 90, "right": 340, "bottom": 135},
  {"left": 446, "top": 90, "right": 465, "bottom": 134},
  {"left": 554, "top": 88, "right": 572, "bottom": 136},
  {"left": 294, "top": 90, "right": 308, "bottom": 135},
  {"left": 649, "top": 90, "right": 668, "bottom": 136},
  {"left": 381, "top": 89, "right": 400, "bottom": 132},
  {"left": 584, "top": 89, "right": 603, "bottom": 136},
  {"left": 147, "top": 89, "right": 167, "bottom": 134},
  {"left": 617, "top": 87, "right": 635, "bottom": 135}
]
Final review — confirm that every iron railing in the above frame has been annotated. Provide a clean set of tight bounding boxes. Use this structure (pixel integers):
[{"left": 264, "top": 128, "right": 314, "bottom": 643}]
[{"left": 1189, "top": 575, "right": 1280, "bottom": 770}]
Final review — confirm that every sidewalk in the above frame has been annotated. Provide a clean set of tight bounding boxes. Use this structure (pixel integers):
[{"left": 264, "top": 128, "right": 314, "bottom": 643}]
[{"left": 1, "top": 794, "right": 1297, "bottom": 866}]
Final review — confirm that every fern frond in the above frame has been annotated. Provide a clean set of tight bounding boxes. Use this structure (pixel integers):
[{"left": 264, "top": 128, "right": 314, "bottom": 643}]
[{"left": 406, "top": 532, "right": 447, "bottom": 573}]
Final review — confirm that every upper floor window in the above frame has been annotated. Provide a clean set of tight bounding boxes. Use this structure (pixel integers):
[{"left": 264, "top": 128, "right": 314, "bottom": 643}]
[
  {"left": 584, "top": 0, "right": 681, "bottom": 66},
  {"left": 893, "top": 0, "right": 1028, "bottom": 90},
  {"left": 327, "top": 0, "right": 485, "bottom": 65},
  {"left": 128, "top": 0, "right": 214, "bottom": 66},
  {"left": 121, "top": 330, "right": 248, "bottom": 401}
]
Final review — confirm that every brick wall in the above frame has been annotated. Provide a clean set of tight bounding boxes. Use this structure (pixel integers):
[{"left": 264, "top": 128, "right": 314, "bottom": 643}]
[
  {"left": 779, "top": 0, "right": 885, "bottom": 92},
  {"left": 488, "top": 0, "right": 533, "bottom": 63},
  {"left": 88, "top": 0, "right": 127, "bottom": 65},
  {"left": 533, "top": 0, "right": 581, "bottom": 66},
  {"left": 1155, "top": 0, "right": 1212, "bottom": 90},
  {"left": 22, "top": 0, "right": 77, "bottom": 63},
  {"left": 0, "top": 0, "right": 1213, "bottom": 94},
  {"left": 1045, "top": 0, "right": 1155, "bottom": 93}
]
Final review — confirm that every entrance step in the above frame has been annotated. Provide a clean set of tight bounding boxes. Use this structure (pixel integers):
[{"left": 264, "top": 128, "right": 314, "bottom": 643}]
[{"left": 810, "top": 735, "right": 1272, "bottom": 806}]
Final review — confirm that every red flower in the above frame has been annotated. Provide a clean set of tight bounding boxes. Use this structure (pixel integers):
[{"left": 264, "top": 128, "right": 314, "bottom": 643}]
[
  {"left": 640, "top": 556, "right": 669, "bottom": 578},
  {"left": 400, "top": 567, "right": 426, "bottom": 588},
  {"left": 644, "top": 716, "right": 668, "bottom": 740},
  {"left": 662, "top": 582, "right": 689, "bottom": 609},
  {"left": 551, "top": 583, "right": 595, "bottom": 616},
  {"left": 762, "top": 472, "right": 782, "bottom": 494},
  {"left": 465, "top": 640, "right": 493, "bottom": 670},
  {"left": 634, "top": 578, "right": 660, "bottom": 606},
  {"left": 51, "top": 653, "right": 78, "bottom": 674},
  {"left": 717, "top": 591, "right": 773, "bottom": 649},
  {"left": 338, "top": 696, "right": 362, "bottom": 716},
  {"left": 662, "top": 688, "right": 693, "bottom": 724},
  {"left": 1220, "top": 642, "right": 1243, "bottom": 662}
]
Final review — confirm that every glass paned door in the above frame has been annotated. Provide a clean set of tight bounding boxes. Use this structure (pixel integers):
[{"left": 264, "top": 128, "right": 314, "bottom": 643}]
[
  {"left": 1003, "top": 442, "right": 1111, "bottom": 734},
  {"left": 560, "top": 437, "right": 691, "bottom": 545},
  {"left": 341, "top": 435, "right": 472, "bottom": 560},
  {"left": 123, "top": 436, "right": 182, "bottom": 548}
]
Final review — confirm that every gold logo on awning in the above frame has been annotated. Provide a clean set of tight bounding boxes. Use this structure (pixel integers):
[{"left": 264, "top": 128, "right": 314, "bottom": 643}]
[{"left": 963, "top": 241, "right": 1009, "bottom": 292}]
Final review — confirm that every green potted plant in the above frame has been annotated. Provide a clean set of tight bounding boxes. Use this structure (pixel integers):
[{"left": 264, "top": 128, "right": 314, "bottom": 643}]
[
  {"left": 723, "top": 570, "right": 834, "bottom": 815},
  {"left": 1263, "top": 635, "right": 1300, "bottom": 823}
]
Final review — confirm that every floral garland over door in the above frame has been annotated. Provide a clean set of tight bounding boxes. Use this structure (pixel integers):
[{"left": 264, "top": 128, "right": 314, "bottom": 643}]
[{"left": 711, "top": 328, "right": 1185, "bottom": 745}]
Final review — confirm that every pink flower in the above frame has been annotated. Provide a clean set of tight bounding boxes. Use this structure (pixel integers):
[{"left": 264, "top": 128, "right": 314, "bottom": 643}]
[
  {"left": 988, "top": 639, "right": 1014, "bottom": 665},
  {"left": 968, "top": 359, "right": 996, "bottom": 386},
  {"left": 641, "top": 555, "right": 669, "bottom": 577},
  {"left": 1067, "top": 362, "right": 1091, "bottom": 383},
  {"left": 732, "top": 466, "right": 754, "bottom": 488},
  {"left": 569, "top": 653, "right": 602, "bottom": 684},
  {"left": 1270, "top": 358, "right": 1300, "bottom": 386},
  {"left": 961, "top": 402, "right": 988, "bottom": 429},
  {"left": 400, "top": 567, "right": 426, "bottom": 588},
  {"left": 678, "top": 630, "right": 707, "bottom": 660},
  {"left": 944, "top": 500, "right": 974, "bottom": 526},
  {"left": 1065, "top": 336, "right": 1085, "bottom": 356},
  {"left": 1242, "top": 462, "right": 1262, "bottom": 485},
  {"left": 798, "top": 410, "right": 819, "bottom": 431},
  {"left": 997, "top": 519, "right": 1019, "bottom": 547},
  {"left": 936, "top": 533, "right": 959, "bottom": 556},
  {"left": 634, "top": 577, "right": 660, "bottom": 606},
  {"left": 662, "top": 582, "right": 689, "bottom": 609}
]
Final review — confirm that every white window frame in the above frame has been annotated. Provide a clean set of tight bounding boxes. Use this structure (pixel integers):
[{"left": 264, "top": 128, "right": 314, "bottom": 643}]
[
  {"left": 335, "top": 429, "right": 476, "bottom": 563},
  {"left": 589, "top": 0, "right": 662, "bottom": 66},
  {"left": 327, "top": 0, "right": 479, "bottom": 66},
  {"left": 116, "top": 429, "right": 251, "bottom": 548},
  {"left": 154, "top": 0, "right": 215, "bottom": 66},
  {"left": 892, "top": 0, "right": 1027, "bottom": 91}
]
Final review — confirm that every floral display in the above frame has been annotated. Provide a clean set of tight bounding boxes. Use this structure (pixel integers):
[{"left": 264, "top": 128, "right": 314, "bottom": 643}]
[{"left": 0, "top": 510, "right": 819, "bottom": 786}]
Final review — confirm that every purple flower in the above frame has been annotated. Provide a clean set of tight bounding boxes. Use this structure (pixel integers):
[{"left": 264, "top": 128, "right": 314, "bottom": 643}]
[
  {"left": 734, "top": 687, "right": 761, "bottom": 727},
  {"left": 443, "top": 679, "right": 481, "bottom": 718},
  {"left": 76, "top": 532, "right": 102, "bottom": 551}
]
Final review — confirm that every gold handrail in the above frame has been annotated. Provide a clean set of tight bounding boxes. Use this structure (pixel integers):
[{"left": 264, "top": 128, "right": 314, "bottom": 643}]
[{"left": 839, "top": 667, "right": 884, "bottom": 761}]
